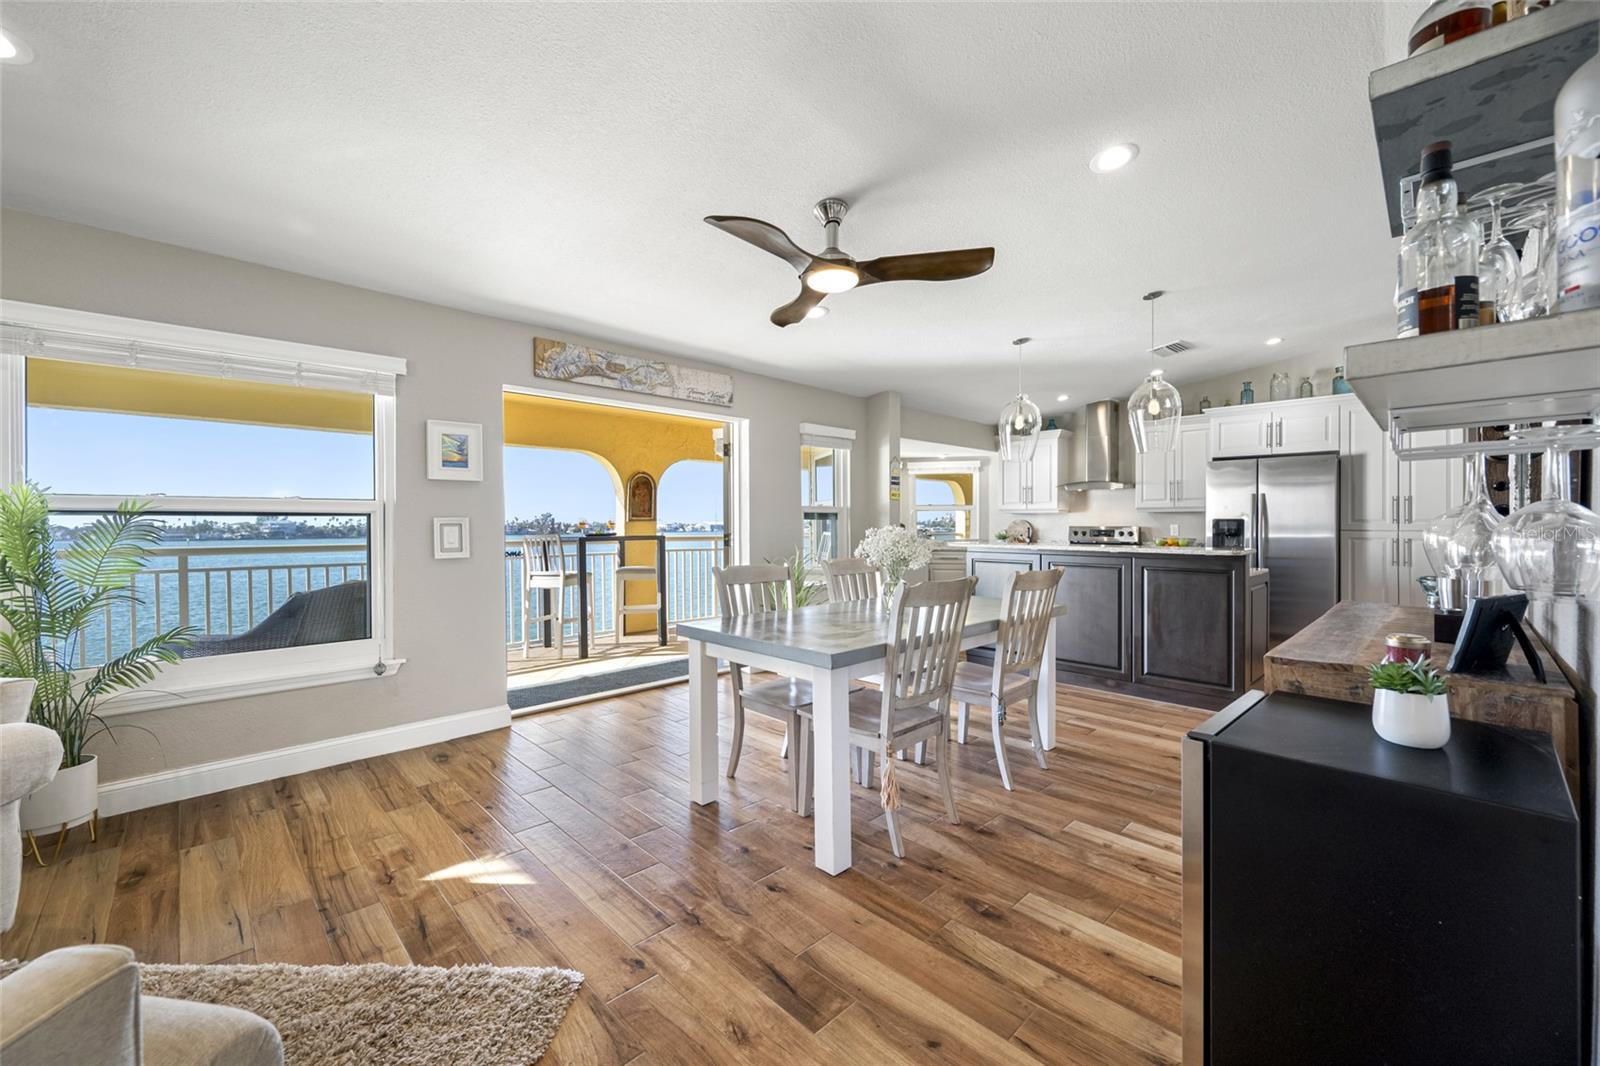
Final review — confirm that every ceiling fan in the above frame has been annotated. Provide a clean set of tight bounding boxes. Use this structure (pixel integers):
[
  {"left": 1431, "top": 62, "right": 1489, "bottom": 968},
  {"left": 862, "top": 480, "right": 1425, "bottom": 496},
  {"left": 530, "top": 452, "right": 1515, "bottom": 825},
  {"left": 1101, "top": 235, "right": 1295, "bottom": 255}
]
[{"left": 704, "top": 198, "right": 995, "bottom": 327}]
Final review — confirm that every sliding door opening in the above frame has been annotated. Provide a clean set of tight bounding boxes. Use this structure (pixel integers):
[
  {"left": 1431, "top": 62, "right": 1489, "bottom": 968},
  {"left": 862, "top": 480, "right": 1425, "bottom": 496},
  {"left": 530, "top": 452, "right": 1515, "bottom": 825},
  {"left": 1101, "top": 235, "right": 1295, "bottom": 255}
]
[{"left": 501, "top": 386, "right": 743, "bottom": 712}]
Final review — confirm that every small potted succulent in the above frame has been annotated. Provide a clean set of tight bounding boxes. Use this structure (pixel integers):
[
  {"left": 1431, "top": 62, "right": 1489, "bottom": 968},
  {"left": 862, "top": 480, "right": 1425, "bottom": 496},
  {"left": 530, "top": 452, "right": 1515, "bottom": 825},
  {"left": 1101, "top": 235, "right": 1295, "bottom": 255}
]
[{"left": 1368, "top": 656, "right": 1451, "bottom": 749}]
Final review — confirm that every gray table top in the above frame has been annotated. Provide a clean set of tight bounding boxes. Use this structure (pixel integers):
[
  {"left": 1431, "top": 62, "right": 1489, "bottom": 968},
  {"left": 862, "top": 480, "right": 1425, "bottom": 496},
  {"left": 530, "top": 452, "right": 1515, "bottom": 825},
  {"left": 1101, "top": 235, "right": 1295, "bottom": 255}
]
[{"left": 677, "top": 596, "right": 1065, "bottom": 670}]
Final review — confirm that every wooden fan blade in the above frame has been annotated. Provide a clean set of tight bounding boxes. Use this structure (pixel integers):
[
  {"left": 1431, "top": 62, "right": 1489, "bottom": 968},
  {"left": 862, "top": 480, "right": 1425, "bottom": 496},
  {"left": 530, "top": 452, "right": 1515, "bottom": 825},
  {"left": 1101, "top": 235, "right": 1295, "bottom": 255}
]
[
  {"left": 857, "top": 247, "right": 995, "bottom": 285},
  {"left": 704, "top": 215, "right": 816, "bottom": 272},
  {"left": 770, "top": 286, "right": 826, "bottom": 327}
]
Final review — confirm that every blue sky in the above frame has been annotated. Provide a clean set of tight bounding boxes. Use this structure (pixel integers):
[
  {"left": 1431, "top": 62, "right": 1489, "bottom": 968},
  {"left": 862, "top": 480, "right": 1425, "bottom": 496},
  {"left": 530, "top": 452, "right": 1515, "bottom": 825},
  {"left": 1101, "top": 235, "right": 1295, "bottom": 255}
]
[{"left": 28, "top": 407, "right": 723, "bottom": 525}]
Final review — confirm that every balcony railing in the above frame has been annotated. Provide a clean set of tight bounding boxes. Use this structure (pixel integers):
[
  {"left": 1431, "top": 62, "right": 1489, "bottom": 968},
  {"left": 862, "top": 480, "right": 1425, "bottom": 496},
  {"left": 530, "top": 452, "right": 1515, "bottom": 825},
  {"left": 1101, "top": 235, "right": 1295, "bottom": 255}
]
[
  {"left": 66, "top": 534, "right": 725, "bottom": 668},
  {"left": 74, "top": 541, "right": 369, "bottom": 668},
  {"left": 504, "top": 535, "right": 725, "bottom": 649}
]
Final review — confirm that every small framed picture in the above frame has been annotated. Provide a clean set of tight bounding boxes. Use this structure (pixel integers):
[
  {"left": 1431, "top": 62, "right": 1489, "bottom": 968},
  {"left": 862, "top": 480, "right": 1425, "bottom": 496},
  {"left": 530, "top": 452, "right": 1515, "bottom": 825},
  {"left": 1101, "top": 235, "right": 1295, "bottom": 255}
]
[
  {"left": 433, "top": 516, "right": 471, "bottom": 559},
  {"left": 427, "top": 420, "right": 483, "bottom": 481},
  {"left": 626, "top": 471, "right": 657, "bottom": 521}
]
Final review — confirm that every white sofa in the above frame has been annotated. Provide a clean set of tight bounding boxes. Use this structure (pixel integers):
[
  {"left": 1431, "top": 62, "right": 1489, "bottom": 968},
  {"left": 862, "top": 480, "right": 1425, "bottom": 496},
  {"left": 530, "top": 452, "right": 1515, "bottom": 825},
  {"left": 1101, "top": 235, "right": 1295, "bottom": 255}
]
[{"left": 0, "top": 678, "right": 283, "bottom": 1066}]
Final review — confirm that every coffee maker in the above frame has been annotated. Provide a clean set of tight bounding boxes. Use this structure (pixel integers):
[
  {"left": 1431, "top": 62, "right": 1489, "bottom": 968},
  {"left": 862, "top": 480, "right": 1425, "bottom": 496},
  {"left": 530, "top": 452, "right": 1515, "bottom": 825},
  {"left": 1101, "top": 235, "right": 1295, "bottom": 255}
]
[{"left": 1211, "top": 518, "right": 1245, "bottom": 549}]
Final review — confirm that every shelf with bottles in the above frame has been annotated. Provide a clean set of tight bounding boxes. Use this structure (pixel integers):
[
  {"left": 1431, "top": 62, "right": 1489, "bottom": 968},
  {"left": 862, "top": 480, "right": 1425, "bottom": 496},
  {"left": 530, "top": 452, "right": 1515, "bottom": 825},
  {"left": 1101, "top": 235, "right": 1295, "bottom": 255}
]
[
  {"left": 1369, "top": 0, "right": 1596, "bottom": 237},
  {"left": 1344, "top": 306, "right": 1600, "bottom": 443}
]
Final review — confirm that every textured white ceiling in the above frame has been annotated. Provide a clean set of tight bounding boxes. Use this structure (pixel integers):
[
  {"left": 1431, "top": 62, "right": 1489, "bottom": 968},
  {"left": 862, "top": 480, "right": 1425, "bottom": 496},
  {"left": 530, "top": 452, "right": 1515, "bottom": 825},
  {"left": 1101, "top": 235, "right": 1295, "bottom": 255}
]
[{"left": 0, "top": 2, "right": 1409, "bottom": 422}]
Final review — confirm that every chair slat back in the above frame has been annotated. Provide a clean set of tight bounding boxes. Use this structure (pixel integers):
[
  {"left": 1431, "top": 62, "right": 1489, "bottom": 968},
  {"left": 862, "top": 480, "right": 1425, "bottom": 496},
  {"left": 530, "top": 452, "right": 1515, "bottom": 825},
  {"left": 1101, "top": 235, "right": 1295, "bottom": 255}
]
[
  {"left": 880, "top": 576, "right": 975, "bottom": 734},
  {"left": 994, "top": 568, "right": 1062, "bottom": 679},
  {"left": 715, "top": 564, "right": 794, "bottom": 618},
  {"left": 823, "top": 558, "right": 883, "bottom": 603},
  {"left": 522, "top": 535, "right": 567, "bottom": 579}
]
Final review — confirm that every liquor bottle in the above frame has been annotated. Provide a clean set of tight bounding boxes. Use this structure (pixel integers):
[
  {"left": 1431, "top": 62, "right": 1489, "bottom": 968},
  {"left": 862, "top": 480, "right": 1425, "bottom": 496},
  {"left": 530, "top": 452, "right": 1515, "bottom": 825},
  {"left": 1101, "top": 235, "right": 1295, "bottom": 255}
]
[
  {"left": 1555, "top": 43, "right": 1599, "bottom": 313},
  {"left": 1408, "top": 0, "right": 1493, "bottom": 54},
  {"left": 1397, "top": 141, "right": 1481, "bottom": 335}
]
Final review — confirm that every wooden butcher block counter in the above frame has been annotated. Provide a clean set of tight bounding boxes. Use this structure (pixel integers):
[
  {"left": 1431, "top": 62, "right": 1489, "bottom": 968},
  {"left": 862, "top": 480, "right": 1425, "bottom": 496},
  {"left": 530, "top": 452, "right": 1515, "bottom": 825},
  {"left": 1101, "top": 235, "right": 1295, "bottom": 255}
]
[{"left": 1265, "top": 602, "right": 1579, "bottom": 796}]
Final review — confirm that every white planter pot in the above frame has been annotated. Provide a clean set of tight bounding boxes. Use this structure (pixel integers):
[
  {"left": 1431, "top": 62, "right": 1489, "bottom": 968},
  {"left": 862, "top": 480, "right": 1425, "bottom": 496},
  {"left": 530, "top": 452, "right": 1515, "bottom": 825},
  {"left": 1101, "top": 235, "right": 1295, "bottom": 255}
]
[
  {"left": 20, "top": 754, "right": 98, "bottom": 833},
  {"left": 1371, "top": 690, "right": 1451, "bottom": 750}
]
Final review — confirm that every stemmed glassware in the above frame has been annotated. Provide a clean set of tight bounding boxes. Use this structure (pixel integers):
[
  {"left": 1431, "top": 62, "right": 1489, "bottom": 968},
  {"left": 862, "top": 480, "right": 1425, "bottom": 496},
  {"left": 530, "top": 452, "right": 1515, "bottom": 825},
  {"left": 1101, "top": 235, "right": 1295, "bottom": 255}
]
[
  {"left": 1423, "top": 455, "right": 1503, "bottom": 601},
  {"left": 1467, "top": 183, "right": 1523, "bottom": 324},
  {"left": 1506, "top": 189, "right": 1558, "bottom": 321},
  {"left": 1490, "top": 428, "right": 1600, "bottom": 600}
]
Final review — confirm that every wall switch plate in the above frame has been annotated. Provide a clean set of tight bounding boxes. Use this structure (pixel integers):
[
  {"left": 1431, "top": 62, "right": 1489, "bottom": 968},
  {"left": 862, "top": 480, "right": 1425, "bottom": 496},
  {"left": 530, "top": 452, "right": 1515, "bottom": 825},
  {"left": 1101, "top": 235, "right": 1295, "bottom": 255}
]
[{"left": 1169, "top": 523, "right": 1180, "bottom": 537}]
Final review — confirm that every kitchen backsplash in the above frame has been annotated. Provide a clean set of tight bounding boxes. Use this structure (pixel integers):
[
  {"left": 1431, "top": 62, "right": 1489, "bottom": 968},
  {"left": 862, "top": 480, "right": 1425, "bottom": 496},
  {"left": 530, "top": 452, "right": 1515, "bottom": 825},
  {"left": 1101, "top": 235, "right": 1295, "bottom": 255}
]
[{"left": 992, "top": 488, "right": 1210, "bottom": 544}]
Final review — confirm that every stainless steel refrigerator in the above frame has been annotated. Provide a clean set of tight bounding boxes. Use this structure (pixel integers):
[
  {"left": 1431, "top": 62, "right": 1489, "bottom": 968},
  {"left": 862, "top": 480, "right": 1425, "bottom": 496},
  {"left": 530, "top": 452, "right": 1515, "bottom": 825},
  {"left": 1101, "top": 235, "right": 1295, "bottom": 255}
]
[{"left": 1206, "top": 453, "right": 1339, "bottom": 645}]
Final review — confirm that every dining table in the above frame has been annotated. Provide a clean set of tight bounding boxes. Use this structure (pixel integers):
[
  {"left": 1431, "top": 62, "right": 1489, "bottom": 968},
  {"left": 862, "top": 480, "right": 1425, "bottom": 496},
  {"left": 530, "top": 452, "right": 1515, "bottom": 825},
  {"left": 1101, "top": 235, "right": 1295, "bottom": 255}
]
[{"left": 677, "top": 595, "right": 1065, "bottom": 875}]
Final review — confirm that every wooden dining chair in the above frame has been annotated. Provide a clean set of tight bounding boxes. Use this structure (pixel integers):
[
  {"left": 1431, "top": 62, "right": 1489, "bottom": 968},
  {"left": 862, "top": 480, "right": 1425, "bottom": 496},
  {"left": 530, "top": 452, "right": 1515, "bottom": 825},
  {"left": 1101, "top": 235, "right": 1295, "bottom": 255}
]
[
  {"left": 950, "top": 567, "right": 1061, "bottom": 790},
  {"left": 822, "top": 557, "right": 882, "bottom": 603},
  {"left": 714, "top": 564, "right": 811, "bottom": 812},
  {"left": 520, "top": 535, "right": 592, "bottom": 660},
  {"left": 798, "top": 575, "right": 975, "bottom": 857}
]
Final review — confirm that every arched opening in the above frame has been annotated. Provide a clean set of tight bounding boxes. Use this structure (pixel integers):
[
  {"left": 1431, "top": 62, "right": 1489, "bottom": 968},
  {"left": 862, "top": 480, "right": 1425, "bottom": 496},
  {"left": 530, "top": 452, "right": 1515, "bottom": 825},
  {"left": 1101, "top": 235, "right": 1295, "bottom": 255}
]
[
  {"left": 912, "top": 471, "right": 974, "bottom": 541},
  {"left": 658, "top": 458, "right": 725, "bottom": 623}
]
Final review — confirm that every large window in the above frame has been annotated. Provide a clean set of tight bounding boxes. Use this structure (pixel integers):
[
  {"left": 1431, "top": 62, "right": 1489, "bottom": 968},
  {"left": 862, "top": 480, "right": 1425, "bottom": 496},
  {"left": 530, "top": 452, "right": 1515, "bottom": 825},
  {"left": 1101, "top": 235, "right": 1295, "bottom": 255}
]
[
  {"left": 908, "top": 464, "right": 978, "bottom": 542},
  {"left": 2, "top": 302, "right": 404, "bottom": 709},
  {"left": 800, "top": 425, "right": 853, "bottom": 566}
]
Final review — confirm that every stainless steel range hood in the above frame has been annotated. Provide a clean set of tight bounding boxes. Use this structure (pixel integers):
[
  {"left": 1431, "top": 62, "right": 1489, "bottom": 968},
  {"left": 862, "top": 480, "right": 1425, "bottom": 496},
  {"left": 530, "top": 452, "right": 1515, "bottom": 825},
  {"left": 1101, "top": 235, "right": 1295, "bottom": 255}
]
[{"left": 1061, "top": 398, "right": 1132, "bottom": 491}]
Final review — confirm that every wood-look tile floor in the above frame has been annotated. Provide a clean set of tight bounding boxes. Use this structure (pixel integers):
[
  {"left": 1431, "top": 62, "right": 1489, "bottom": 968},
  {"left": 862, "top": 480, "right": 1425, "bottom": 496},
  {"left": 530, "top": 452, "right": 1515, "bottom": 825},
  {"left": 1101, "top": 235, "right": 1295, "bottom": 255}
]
[{"left": 5, "top": 679, "right": 1207, "bottom": 1066}]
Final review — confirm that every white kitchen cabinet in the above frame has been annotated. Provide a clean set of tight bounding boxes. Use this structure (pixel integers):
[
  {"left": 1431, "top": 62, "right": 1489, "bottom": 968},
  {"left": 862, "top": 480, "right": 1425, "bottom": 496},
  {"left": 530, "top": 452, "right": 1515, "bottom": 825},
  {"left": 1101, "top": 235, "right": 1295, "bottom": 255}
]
[
  {"left": 1341, "top": 399, "right": 1398, "bottom": 529},
  {"left": 1209, "top": 396, "right": 1342, "bottom": 458},
  {"left": 1136, "top": 416, "right": 1209, "bottom": 511},
  {"left": 1342, "top": 530, "right": 1401, "bottom": 604},
  {"left": 1398, "top": 531, "right": 1435, "bottom": 606},
  {"left": 996, "top": 429, "right": 1071, "bottom": 514},
  {"left": 1400, "top": 429, "right": 1466, "bottom": 530},
  {"left": 1209, "top": 408, "right": 1272, "bottom": 458}
]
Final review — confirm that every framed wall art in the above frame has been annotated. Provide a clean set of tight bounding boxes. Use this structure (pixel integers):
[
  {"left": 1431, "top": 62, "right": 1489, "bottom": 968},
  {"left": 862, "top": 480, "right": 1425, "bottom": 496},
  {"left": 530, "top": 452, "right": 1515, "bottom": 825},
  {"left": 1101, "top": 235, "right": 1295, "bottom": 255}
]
[
  {"left": 426, "top": 420, "right": 483, "bottom": 481},
  {"left": 626, "top": 471, "right": 657, "bottom": 522}
]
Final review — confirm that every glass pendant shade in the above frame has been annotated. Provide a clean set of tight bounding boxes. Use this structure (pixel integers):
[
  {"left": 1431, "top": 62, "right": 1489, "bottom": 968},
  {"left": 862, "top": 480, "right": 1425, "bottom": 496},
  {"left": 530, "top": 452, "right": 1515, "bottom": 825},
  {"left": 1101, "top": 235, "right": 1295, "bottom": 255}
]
[
  {"left": 999, "top": 394, "right": 1042, "bottom": 462},
  {"left": 1129, "top": 369, "right": 1182, "bottom": 454}
]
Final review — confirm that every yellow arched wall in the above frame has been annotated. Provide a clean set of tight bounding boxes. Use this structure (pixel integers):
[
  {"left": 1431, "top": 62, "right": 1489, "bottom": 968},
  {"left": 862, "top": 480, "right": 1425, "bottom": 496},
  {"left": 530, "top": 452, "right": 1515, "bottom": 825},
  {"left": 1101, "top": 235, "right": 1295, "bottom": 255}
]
[
  {"left": 917, "top": 473, "right": 971, "bottom": 506},
  {"left": 504, "top": 392, "right": 721, "bottom": 633}
]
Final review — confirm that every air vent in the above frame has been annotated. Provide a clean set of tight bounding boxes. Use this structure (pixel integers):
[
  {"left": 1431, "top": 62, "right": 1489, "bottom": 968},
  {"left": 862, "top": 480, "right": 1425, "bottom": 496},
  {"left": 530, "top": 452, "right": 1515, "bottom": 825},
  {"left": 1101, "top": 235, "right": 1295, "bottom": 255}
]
[{"left": 1148, "top": 338, "right": 1197, "bottom": 358}]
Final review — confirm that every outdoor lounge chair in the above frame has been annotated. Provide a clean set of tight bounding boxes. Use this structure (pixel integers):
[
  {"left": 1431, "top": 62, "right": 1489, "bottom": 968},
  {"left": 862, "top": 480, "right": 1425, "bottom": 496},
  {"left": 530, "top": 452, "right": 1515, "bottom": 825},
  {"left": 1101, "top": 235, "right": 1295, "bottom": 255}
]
[{"left": 180, "top": 580, "right": 368, "bottom": 657}]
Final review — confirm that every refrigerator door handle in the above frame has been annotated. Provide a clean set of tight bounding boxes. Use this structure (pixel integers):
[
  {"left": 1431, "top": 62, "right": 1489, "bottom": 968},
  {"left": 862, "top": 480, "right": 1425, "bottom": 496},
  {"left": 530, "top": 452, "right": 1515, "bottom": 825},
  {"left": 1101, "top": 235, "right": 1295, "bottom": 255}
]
[{"left": 1258, "top": 493, "right": 1268, "bottom": 568}]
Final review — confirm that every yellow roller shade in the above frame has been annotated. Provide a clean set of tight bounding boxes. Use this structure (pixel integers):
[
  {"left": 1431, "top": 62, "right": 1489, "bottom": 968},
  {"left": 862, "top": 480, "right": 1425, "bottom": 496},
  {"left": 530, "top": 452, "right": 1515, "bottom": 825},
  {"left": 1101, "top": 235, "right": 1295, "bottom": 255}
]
[{"left": 26, "top": 358, "right": 374, "bottom": 434}]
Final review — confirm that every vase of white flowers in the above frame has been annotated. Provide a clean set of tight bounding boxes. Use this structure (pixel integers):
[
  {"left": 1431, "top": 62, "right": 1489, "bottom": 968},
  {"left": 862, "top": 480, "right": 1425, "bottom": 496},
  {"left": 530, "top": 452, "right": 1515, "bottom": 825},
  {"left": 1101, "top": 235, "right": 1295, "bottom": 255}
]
[{"left": 855, "top": 526, "right": 934, "bottom": 608}]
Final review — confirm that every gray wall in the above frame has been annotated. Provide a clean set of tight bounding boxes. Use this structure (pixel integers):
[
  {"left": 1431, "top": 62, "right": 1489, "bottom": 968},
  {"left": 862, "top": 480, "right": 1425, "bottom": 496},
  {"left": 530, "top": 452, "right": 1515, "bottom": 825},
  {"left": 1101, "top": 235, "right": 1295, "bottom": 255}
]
[{"left": 0, "top": 208, "right": 893, "bottom": 784}]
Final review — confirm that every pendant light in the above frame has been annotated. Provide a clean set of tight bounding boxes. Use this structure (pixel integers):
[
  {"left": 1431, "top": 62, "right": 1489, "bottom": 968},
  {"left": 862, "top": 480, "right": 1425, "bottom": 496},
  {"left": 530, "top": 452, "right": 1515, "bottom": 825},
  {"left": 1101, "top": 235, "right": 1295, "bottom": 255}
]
[
  {"left": 998, "top": 337, "right": 1042, "bottom": 462},
  {"left": 1128, "top": 291, "right": 1183, "bottom": 454}
]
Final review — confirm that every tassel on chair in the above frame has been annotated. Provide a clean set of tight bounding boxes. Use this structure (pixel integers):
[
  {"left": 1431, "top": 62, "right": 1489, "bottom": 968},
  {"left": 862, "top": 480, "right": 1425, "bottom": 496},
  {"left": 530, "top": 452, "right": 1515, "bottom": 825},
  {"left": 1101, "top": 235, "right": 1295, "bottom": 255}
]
[{"left": 880, "top": 740, "right": 901, "bottom": 810}]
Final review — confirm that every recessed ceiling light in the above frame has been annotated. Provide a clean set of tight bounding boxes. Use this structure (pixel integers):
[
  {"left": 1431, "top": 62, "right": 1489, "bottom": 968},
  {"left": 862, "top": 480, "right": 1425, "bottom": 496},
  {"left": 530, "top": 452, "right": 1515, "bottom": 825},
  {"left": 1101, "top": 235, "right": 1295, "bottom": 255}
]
[
  {"left": 1089, "top": 143, "right": 1138, "bottom": 173},
  {"left": 1265, "top": 336, "right": 1283, "bottom": 346},
  {"left": 1055, "top": 394, "right": 1070, "bottom": 403},
  {"left": 0, "top": 28, "right": 33, "bottom": 64},
  {"left": 805, "top": 305, "right": 829, "bottom": 320}
]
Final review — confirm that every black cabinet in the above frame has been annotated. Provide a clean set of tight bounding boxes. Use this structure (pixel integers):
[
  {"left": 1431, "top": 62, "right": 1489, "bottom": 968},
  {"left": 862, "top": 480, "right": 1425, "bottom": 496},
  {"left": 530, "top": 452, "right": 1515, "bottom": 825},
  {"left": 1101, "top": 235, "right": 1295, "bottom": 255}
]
[
  {"left": 1041, "top": 553, "right": 1132, "bottom": 680},
  {"left": 1184, "top": 693, "right": 1581, "bottom": 1064},
  {"left": 967, "top": 550, "right": 1036, "bottom": 596}
]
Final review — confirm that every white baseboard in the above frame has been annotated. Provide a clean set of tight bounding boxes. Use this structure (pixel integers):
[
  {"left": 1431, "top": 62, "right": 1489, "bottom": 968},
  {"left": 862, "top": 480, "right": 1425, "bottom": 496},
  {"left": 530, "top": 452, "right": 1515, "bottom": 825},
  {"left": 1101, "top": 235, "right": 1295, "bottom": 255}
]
[{"left": 96, "top": 703, "right": 512, "bottom": 816}]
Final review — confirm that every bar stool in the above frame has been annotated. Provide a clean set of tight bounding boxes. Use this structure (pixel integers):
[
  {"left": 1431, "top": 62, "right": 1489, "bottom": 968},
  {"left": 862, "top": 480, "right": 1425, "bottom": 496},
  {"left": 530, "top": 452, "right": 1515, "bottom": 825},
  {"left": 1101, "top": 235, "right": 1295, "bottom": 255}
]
[
  {"left": 521, "top": 535, "right": 592, "bottom": 660},
  {"left": 614, "top": 552, "right": 662, "bottom": 644}
]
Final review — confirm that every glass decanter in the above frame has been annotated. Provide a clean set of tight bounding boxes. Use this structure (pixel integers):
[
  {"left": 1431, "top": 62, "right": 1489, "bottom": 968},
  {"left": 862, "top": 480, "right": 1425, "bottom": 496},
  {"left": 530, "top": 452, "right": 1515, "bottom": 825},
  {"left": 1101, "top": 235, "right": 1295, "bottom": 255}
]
[
  {"left": 1269, "top": 372, "right": 1292, "bottom": 402},
  {"left": 1422, "top": 456, "right": 1502, "bottom": 599},
  {"left": 1491, "top": 432, "right": 1600, "bottom": 599}
]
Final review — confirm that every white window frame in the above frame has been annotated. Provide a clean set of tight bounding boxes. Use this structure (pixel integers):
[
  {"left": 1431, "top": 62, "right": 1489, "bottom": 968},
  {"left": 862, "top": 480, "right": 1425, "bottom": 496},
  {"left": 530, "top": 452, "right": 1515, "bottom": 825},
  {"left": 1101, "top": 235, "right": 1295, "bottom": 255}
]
[
  {"left": 906, "top": 459, "right": 982, "bottom": 541},
  {"left": 0, "top": 301, "right": 407, "bottom": 715},
  {"left": 800, "top": 422, "right": 853, "bottom": 564}
]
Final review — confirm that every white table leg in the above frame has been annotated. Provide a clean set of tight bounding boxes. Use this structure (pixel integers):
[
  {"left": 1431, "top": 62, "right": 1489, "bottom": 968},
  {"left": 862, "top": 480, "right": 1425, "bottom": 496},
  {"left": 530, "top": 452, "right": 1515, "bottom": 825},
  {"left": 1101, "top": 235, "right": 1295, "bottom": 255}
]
[
  {"left": 687, "top": 638, "right": 719, "bottom": 805},
  {"left": 811, "top": 667, "right": 853, "bottom": 875},
  {"left": 1038, "top": 622, "right": 1057, "bottom": 751}
]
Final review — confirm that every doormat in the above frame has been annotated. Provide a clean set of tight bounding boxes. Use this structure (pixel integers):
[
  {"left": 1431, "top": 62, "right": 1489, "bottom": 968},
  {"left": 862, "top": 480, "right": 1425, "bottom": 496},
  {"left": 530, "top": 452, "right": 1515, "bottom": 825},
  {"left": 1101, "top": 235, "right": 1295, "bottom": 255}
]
[{"left": 508, "top": 659, "right": 688, "bottom": 711}]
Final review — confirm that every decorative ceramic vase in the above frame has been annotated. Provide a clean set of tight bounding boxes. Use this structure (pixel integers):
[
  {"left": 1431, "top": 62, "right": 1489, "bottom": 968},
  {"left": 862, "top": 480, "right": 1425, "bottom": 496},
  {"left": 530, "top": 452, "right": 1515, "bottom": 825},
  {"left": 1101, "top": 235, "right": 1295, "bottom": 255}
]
[
  {"left": 1371, "top": 690, "right": 1451, "bottom": 749},
  {"left": 20, "top": 753, "right": 98, "bottom": 833}
]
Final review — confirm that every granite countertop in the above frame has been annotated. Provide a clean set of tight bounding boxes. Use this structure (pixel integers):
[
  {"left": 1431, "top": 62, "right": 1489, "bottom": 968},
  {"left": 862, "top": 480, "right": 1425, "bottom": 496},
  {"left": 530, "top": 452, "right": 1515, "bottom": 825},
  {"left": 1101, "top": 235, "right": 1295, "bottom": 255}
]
[{"left": 951, "top": 540, "right": 1255, "bottom": 557}]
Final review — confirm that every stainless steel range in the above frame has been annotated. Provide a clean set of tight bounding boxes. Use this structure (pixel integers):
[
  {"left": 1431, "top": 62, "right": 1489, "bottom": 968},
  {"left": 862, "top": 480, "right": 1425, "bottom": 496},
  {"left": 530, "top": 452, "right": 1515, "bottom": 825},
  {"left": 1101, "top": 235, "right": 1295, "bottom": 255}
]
[{"left": 1067, "top": 525, "right": 1140, "bottom": 546}]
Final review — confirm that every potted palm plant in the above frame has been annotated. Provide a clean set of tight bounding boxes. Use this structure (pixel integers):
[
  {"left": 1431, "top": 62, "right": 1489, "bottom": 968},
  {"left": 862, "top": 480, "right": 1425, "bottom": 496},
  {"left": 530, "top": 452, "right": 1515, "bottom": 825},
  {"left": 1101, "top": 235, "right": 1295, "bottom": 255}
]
[
  {"left": 0, "top": 485, "right": 191, "bottom": 843},
  {"left": 1368, "top": 656, "right": 1451, "bottom": 749}
]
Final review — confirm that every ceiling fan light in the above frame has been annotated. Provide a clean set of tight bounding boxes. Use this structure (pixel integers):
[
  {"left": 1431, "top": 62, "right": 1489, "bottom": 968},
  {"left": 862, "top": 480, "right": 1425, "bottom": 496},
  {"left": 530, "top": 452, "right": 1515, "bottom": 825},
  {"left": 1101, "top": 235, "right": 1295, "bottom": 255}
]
[
  {"left": 805, "top": 305, "right": 829, "bottom": 319},
  {"left": 803, "top": 263, "right": 860, "bottom": 294}
]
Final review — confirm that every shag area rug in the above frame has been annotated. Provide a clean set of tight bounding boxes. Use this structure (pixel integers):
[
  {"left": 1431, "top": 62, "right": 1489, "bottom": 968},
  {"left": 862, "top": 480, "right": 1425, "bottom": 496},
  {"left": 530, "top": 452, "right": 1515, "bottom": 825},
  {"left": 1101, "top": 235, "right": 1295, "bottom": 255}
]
[{"left": 1, "top": 959, "right": 584, "bottom": 1065}]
